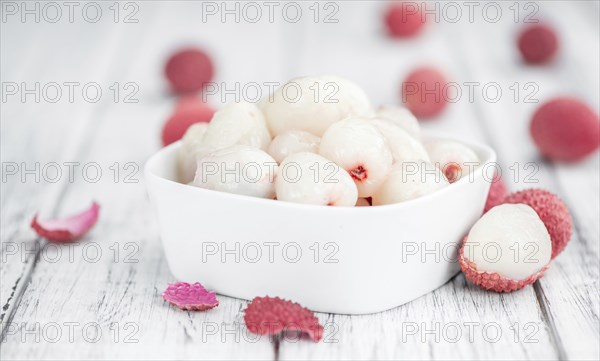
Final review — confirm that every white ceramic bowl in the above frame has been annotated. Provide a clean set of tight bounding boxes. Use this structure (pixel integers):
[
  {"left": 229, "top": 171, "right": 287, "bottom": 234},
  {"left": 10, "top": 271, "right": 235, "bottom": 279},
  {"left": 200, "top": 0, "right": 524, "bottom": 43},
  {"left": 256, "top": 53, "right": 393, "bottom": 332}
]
[{"left": 145, "top": 136, "right": 496, "bottom": 314}]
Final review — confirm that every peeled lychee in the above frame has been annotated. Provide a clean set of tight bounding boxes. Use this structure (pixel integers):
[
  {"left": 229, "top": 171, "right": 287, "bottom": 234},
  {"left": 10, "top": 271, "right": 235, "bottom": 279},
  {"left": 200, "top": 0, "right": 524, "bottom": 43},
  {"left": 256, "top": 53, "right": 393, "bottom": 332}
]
[
  {"left": 268, "top": 130, "right": 320, "bottom": 164},
  {"left": 319, "top": 117, "right": 393, "bottom": 197},
  {"left": 425, "top": 140, "right": 479, "bottom": 183},
  {"left": 484, "top": 175, "right": 508, "bottom": 213},
  {"left": 459, "top": 204, "right": 552, "bottom": 292},
  {"left": 177, "top": 123, "right": 210, "bottom": 183},
  {"left": 371, "top": 161, "right": 449, "bottom": 205},
  {"left": 193, "top": 145, "right": 278, "bottom": 199},
  {"left": 161, "top": 97, "right": 215, "bottom": 146},
  {"left": 262, "top": 75, "right": 371, "bottom": 137},
  {"left": 402, "top": 67, "right": 449, "bottom": 118},
  {"left": 502, "top": 189, "right": 572, "bottom": 259},
  {"left": 530, "top": 98, "right": 600, "bottom": 162},
  {"left": 165, "top": 48, "right": 214, "bottom": 94},
  {"left": 371, "top": 117, "right": 430, "bottom": 163},
  {"left": 275, "top": 152, "right": 358, "bottom": 206},
  {"left": 518, "top": 24, "right": 558, "bottom": 64},
  {"left": 383, "top": 2, "right": 425, "bottom": 38},
  {"left": 201, "top": 101, "right": 272, "bottom": 156},
  {"left": 375, "top": 105, "right": 420, "bottom": 138}
]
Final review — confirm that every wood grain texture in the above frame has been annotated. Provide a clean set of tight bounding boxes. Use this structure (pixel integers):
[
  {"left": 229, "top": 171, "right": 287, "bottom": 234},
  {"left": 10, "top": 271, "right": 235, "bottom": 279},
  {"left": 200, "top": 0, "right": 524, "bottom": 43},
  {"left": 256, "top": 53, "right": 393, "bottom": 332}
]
[{"left": 1, "top": 1, "right": 598, "bottom": 360}]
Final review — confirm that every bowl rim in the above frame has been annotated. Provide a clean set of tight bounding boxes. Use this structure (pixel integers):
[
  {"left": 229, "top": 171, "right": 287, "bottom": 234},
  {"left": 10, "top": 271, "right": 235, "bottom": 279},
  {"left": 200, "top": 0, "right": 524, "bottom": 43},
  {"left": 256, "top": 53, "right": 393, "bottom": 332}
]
[{"left": 144, "top": 133, "right": 497, "bottom": 213}]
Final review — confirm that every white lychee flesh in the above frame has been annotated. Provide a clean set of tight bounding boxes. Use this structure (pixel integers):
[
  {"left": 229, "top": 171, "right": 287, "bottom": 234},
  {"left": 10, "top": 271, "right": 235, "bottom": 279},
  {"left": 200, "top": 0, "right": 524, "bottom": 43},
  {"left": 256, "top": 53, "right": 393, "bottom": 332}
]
[
  {"left": 177, "top": 123, "right": 209, "bottom": 183},
  {"left": 275, "top": 152, "right": 358, "bottom": 206},
  {"left": 262, "top": 75, "right": 372, "bottom": 137},
  {"left": 370, "top": 117, "right": 430, "bottom": 163},
  {"left": 201, "top": 101, "right": 271, "bottom": 157},
  {"left": 319, "top": 117, "right": 393, "bottom": 198},
  {"left": 372, "top": 161, "right": 449, "bottom": 205},
  {"left": 193, "top": 145, "right": 278, "bottom": 199},
  {"left": 267, "top": 130, "right": 321, "bottom": 164},
  {"left": 376, "top": 105, "right": 420, "bottom": 138},
  {"left": 425, "top": 140, "right": 479, "bottom": 183},
  {"left": 462, "top": 204, "right": 551, "bottom": 280}
]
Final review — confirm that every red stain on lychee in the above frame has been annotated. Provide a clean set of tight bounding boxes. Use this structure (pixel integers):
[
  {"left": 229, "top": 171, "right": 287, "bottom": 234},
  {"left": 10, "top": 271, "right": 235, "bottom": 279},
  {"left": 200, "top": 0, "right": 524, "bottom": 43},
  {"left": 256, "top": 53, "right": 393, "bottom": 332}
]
[
  {"left": 349, "top": 165, "right": 367, "bottom": 182},
  {"left": 443, "top": 163, "right": 461, "bottom": 183},
  {"left": 501, "top": 189, "right": 572, "bottom": 259},
  {"left": 530, "top": 97, "right": 600, "bottom": 162},
  {"left": 518, "top": 24, "right": 558, "bottom": 64}
]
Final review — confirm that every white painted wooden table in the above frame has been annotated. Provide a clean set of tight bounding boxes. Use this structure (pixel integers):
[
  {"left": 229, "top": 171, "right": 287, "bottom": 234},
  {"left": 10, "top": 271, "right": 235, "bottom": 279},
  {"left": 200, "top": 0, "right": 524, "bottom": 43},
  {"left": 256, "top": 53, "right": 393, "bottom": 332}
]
[{"left": 1, "top": 1, "right": 599, "bottom": 359}]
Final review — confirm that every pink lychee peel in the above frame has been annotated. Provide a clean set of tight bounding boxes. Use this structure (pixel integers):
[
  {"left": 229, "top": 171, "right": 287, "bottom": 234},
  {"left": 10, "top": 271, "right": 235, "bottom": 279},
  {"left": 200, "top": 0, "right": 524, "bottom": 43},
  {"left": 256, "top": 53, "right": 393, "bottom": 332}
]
[
  {"left": 162, "top": 282, "right": 219, "bottom": 311},
  {"left": 31, "top": 201, "right": 100, "bottom": 243},
  {"left": 244, "top": 296, "right": 323, "bottom": 342},
  {"left": 459, "top": 236, "right": 549, "bottom": 293},
  {"left": 484, "top": 176, "right": 508, "bottom": 213}
]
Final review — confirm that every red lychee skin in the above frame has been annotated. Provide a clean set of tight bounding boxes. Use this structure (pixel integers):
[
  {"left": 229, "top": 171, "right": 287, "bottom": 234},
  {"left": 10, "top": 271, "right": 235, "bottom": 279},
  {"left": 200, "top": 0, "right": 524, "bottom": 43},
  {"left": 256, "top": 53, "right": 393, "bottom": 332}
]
[
  {"left": 518, "top": 24, "right": 558, "bottom": 64},
  {"left": 502, "top": 189, "right": 572, "bottom": 259},
  {"left": 244, "top": 296, "right": 323, "bottom": 342},
  {"left": 459, "top": 237, "right": 549, "bottom": 292},
  {"left": 165, "top": 48, "right": 214, "bottom": 94},
  {"left": 484, "top": 177, "right": 508, "bottom": 213},
  {"left": 161, "top": 97, "right": 215, "bottom": 146},
  {"left": 401, "top": 67, "right": 449, "bottom": 119},
  {"left": 530, "top": 98, "right": 600, "bottom": 162},
  {"left": 384, "top": 3, "right": 425, "bottom": 38}
]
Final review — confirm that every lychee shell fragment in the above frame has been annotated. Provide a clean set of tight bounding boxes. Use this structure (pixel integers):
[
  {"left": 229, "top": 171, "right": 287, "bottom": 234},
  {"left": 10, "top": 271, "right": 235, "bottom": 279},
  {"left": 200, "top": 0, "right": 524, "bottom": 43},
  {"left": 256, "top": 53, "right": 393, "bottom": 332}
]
[
  {"left": 244, "top": 296, "right": 323, "bottom": 342},
  {"left": 162, "top": 282, "right": 219, "bottom": 311}
]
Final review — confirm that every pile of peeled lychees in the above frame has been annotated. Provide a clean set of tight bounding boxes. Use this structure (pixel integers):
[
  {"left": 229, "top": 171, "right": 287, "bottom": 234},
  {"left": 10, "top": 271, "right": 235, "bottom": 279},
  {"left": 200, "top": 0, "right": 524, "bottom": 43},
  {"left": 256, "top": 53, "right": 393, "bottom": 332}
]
[
  {"left": 176, "top": 75, "right": 478, "bottom": 206},
  {"left": 171, "top": 75, "right": 576, "bottom": 294}
]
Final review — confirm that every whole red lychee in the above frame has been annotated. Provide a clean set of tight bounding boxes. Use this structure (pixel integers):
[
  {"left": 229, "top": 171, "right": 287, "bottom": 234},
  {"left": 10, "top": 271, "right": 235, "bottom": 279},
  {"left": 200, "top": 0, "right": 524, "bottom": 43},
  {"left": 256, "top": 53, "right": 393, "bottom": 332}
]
[
  {"left": 161, "top": 97, "right": 215, "bottom": 146},
  {"left": 530, "top": 98, "right": 600, "bottom": 162},
  {"left": 165, "top": 48, "right": 214, "bottom": 94},
  {"left": 401, "top": 67, "right": 449, "bottom": 119},
  {"left": 384, "top": 2, "right": 425, "bottom": 38},
  {"left": 518, "top": 24, "right": 558, "bottom": 64}
]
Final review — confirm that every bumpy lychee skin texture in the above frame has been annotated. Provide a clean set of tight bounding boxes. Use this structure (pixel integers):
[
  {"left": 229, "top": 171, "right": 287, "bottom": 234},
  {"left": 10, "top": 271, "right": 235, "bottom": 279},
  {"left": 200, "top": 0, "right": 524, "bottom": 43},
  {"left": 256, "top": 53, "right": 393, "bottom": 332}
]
[
  {"left": 530, "top": 98, "right": 600, "bottom": 162},
  {"left": 518, "top": 24, "right": 558, "bottom": 64},
  {"left": 383, "top": 2, "right": 425, "bottom": 38},
  {"left": 244, "top": 296, "right": 323, "bottom": 342},
  {"left": 459, "top": 241, "right": 549, "bottom": 293},
  {"left": 502, "top": 189, "right": 572, "bottom": 259},
  {"left": 459, "top": 204, "right": 552, "bottom": 292},
  {"left": 165, "top": 48, "right": 214, "bottom": 94},
  {"left": 483, "top": 176, "right": 508, "bottom": 213},
  {"left": 401, "top": 67, "right": 449, "bottom": 118},
  {"left": 162, "top": 98, "right": 215, "bottom": 146}
]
